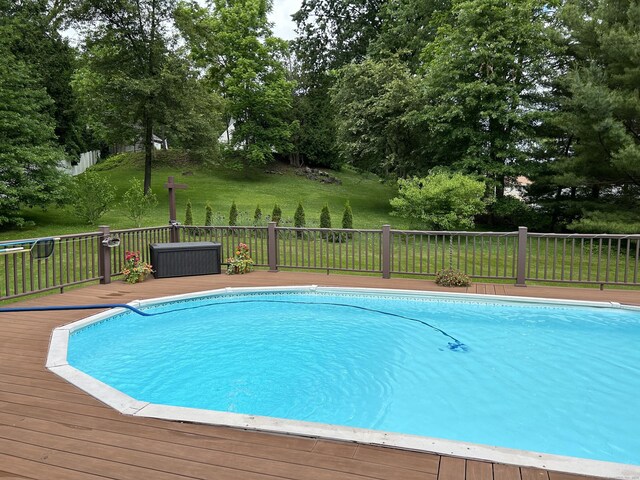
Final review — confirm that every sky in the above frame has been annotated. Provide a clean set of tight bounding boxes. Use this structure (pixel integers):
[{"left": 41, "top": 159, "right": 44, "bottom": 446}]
[{"left": 270, "top": 0, "right": 302, "bottom": 40}]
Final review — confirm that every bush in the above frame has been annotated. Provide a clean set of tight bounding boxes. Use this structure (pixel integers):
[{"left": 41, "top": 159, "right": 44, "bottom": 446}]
[
  {"left": 71, "top": 170, "right": 116, "bottom": 225},
  {"left": 271, "top": 204, "right": 282, "bottom": 225},
  {"left": 294, "top": 202, "right": 305, "bottom": 228},
  {"left": 320, "top": 204, "right": 331, "bottom": 228},
  {"left": 121, "top": 178, "right": 158, "bottom": 227},
  {"left": 390, "top": 170, "right": 489, "bottom": 230},
  {"left": 435, "top": 269, "right": 472, "bottom": 287},
  {"left": 229, "top": 201, "right": 238, "bottom": 226},
  {"left": 204, "top": 203, "right": 213, "bottom": 226},
  {"left": 487, "top": 196, "right": 548, "bottom": 230},
  {"left": 185, "top": 199, "right": 193, "bottom": 225},
  {"left": 254, "top": 204, "right": 262, "bottom": 225},
  {"left": 342, "top": 200, "right": 353, "bottom": 229}
]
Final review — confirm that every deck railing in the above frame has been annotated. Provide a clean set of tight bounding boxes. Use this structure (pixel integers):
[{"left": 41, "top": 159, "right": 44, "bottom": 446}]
[{"left": 1, "top": 224, "right": 639, "bottom": 300}]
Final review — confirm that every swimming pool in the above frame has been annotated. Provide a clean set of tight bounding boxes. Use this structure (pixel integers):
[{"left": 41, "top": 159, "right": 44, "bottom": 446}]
[{"left": 48, "top": 286, "right": 640, "bottom": 478}]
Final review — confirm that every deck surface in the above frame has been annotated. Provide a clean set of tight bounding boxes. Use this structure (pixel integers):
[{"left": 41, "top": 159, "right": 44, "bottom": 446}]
[{"left": 1, "top": 271, "right": 637, "bottom": 480}]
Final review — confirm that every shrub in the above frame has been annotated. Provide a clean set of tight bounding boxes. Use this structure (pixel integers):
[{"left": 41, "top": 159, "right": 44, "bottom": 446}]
[
  {"left": 229, "top": 201, "right": 238, "bottom": 226},
  {"left": 121, "top": 178, "right": 158, "bottom": 227},
  {"left": 254, "top": 204, "right": 262, "bottom": 225},
  {"left": 185, "top": 199, "right": 193, "bottom": 226},
  {"left": 294, "top": 202, "right": 305, "bottom": 228},
  {"left": 341, "top": 200, "right": 353, "bottom": 229},
  {"left": 71, "top": 170, "right": 116, "bottom": 225},
  {"left": 320, "top": 204, "right": 331, "bottom": 229},
  {"left": 435, "top": 269, "right": 472, "bottom": 287},
  {"left": 204, "top": 203, "right": 213, "bottom": 226},
  {"left": 271, "top": 204, "right": 282, "bottom": 225},
  {"left": 390, "top": 170, "right": 489, "bottom": 230}
]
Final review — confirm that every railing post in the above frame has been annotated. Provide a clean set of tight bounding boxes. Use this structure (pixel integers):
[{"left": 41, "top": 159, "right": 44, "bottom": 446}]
[
  {"left": 516, "top": 226, "right": 528, "bottom": 286},
  {"left": 98, "top": 225, "right": 111, "bottom": 284},
  {"left": 170, "top": 223, "right": 180, "bottom": 243},
  {"left": 268, "top": 222, "right": 278, "bottom": 272},
  {"left": 382, "top": 224, "right": 391, "bottom": 279}
]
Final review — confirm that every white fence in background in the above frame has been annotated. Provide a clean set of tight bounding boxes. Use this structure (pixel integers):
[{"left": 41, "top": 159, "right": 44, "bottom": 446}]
[{"left": 60, "top": 150, "right": 101, "bottom": 176}]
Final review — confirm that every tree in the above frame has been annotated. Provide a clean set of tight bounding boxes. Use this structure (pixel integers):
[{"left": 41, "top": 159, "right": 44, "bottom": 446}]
[
  {"left": 71, "top": 170, "right": 116, "bottom": 225},
  {"left": 341, "top": 201, "right": 353, "bottom": 229},
  {"left": 205, "top": 203, "right": 213, "bottom": 226},
  {"left": 176, "top": 0, "right": 296, "bottom": 173},
  {"left": 229, "top": 201, "right": 238, "bottom": 226},
  {"left": 185, "top": 199, "right": 193, "bottom": 225},
  {"left": 122, "top": 178, "right": 158, "bottom": 227},
  {"left": 0, "top": 16, "right": 69, "bottom": 227},
  {"left": 73, "top": 0, "right": 220, "bottom": 193},
  {"left": 2, "top": 0, "right": 89, "bottom": 156},
  {"left": 253, "top": 204, "right": 262, "bottom": 225},
  {"left": 331, "top": 56, "right": 425, "bottom": 176},
  {"left": 419, "top": 0, "right": 559, "bottom": 196},
  {"left": 390, "top": 170, "right": 489, "bottom": 230},
  {"left": 320, "top": 204, "right": 331, "bottom": 228},
  {"left": 555, "top": 0, "right": 640, "bottom": 231},
  {"left": 271, "top": 204, "right": 282, "bottom": 225},
  {"left": 294, "top": 202, "right": 305, "bottom": 228}
]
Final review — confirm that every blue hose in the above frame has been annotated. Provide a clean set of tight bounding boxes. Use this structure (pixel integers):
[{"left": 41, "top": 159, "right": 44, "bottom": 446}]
[
  {"left": 0, "top": 300, "right": 468, "bottom": 352},
  {"left": 0, "top": 304, "right": 152, "bottom": 316}
]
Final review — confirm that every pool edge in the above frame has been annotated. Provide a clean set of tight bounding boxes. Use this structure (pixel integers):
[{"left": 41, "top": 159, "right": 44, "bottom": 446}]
[{"left": 48, "top": 285, "right": 640, "bottom": 480}]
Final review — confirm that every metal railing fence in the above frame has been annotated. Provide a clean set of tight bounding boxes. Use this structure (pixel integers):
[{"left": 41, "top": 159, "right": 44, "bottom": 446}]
[{"left": 1, "top": 224, "right": 638, "bottom": 300}]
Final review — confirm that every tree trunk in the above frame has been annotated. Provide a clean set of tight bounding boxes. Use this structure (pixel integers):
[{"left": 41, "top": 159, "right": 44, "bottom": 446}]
[{"left": 144, "top": 108, "right": 153, "bottom": 195}]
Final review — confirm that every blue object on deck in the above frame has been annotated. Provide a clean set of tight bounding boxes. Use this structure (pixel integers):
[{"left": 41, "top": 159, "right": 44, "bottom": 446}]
[{"left": 0, "top": 304, "right": 152, "bottom": 316}]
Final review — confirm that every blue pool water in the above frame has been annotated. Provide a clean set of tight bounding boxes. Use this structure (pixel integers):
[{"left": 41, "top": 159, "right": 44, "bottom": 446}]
[{"left": 67, "top": 291, "right": 640, "bottom": 465}]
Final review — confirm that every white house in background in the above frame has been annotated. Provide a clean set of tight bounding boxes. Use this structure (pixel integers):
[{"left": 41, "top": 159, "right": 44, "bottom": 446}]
[
  {"left": 504, "top": 176, "right": 533, "bottom": 200},
  {"left": 111, "top": 134, "right": 167, "bottom": 154},
  {"left": 219, "top": 119, "right": 235, "bottom": 144}
]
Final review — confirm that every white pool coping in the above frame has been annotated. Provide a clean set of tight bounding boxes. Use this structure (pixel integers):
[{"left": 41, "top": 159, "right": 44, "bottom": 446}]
[{"left": 47, "top": 285, "right": 640, "bottom": 480}]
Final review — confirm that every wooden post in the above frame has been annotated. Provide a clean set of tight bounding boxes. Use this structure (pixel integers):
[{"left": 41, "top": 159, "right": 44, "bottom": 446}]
[
  {"left": 268, "top": 222, "right": 278, "bottom": 272},
  {"left": 98, "top": 225, "right": 111, "bottom": 284},
  {"left": 382, "top": 224, "right": 391, "bottom": 279},
  {"left": 516, "top": 226, "right": 528, "bottom": 286},
  {"left": 164, "top": 176, "right": 188, "bottom": 243}
]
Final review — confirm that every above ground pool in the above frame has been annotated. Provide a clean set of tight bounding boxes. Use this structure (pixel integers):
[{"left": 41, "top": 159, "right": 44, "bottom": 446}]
[{"left": 48, "top": 286, "right": 640, "bottom": 478}]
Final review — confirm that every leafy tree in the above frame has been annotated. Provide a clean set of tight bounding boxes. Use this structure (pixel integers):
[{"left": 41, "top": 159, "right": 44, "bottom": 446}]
[
  {"left": 419, "top": 0, "right": 559, "bottom": 196},
  {"left": 0, "top": 21, "right": 69, "bottom": 227},
  {"left": 271, "top": 204, "right": 282, "bottom": 225},
  {"left": 332, "top": 56, "right": 425, "bottom": 176},
  {"left": 293, "top": 0, "right": 385, "bottom": 75},
  {"left": 176, "top": 0, "right": 296, "bottom": 173},
  {"left": 71, "top": 170, "right": 116, "bottom": 225},
  {"left": 390, "top": 170, "right": 489, "bottom": 230},
  {"left": 229, "top": 201, "right": 238, "bottom": 226},
  {"left": 73, "top": 0, "right": 220, "bottom": 192},
  {"left": 205, "top": 203, "right": 213, "bottom": 226},
  {"left": 2, "top": 0, "right": 88, "bottom": 156},
  {"left": 184, "top": 199, "right": 193, "bottom": 226},
  {"left": 121, "top": 178, "right": 158, "bottom": 227}
]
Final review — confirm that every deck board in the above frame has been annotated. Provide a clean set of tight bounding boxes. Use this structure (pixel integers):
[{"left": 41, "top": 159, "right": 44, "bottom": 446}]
[{"left": 0, "top": 270, "right": 634, "bottom": 480}]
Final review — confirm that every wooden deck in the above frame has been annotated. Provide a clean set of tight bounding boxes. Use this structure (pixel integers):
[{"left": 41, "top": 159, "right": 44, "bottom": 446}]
[{"left": 1, "top": 271, "right": 637, "bottom": 480}]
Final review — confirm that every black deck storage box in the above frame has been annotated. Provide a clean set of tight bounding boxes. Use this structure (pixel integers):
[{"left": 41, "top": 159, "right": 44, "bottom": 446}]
[{"left": 149, "top": 242, "right": 221, "bottom": 278}]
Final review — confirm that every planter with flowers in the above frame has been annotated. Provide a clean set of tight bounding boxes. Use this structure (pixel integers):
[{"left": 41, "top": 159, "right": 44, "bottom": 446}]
[
  {"left": 226, "top": 243, "right": 254, "bottom": 275},
  {"left": 121, "top": 250, "right": 153, "bottom": 283}
]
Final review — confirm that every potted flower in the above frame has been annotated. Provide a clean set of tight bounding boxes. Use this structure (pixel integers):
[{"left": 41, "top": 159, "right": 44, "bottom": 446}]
[
  {"left": 121, "top": 250, "right": 153, "bottom": 283},
  {"left": 226, "top": 243, "right": 254, "bottom": 275}
]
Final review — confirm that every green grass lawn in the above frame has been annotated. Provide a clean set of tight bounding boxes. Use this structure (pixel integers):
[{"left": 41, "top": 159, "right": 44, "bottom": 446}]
[{"left": 1, "top": 152, "right": 409, "bottom": 241}]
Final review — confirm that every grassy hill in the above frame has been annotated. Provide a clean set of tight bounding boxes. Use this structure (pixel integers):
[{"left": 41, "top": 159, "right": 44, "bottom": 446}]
[{"left": 2, "top": 152, "right": 409, "bottom": 241}]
